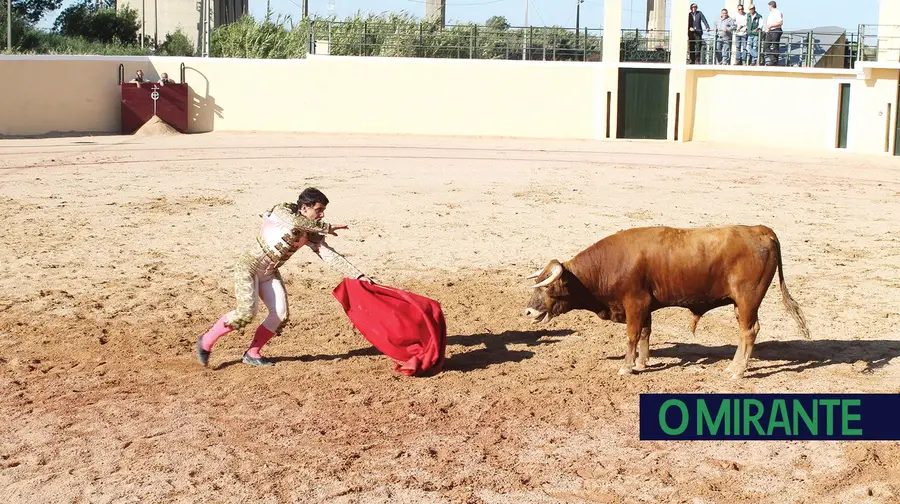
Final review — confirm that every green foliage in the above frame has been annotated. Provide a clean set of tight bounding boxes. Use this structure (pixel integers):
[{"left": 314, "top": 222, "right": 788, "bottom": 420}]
[
  {"left": 18, "top": 32, "right": 147, "bottom": 55},
  {"left": 210, "top": 9, "right": 309, "bottom": 59},
  {"left": 1, "top": 6, "right": 30, "bottom": 50},
  {"left": 53, "top": 0, "right": 141, "bottom": 45},
  {"left": 13, "top": 0, "right": 65, "bottom": 25},
  {"left": 3, "top": 8, "right": 604, "bottom": 59},
  {"left": 208, "top": 11, "right": 603, "bottom": 61},
  {"left": 160, "top": 27, "right": 195, "bottom": 56}
]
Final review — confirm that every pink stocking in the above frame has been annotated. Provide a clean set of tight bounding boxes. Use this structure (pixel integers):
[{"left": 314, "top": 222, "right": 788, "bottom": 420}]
[
  {"left": 200, "top": 315, "right": 234, "bottom": 351},
  {"left": 247, "top": 325, "right": 275, "bottom": 359}
]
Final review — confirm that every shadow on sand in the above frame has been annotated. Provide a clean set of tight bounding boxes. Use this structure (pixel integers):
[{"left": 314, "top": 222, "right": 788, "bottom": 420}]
[
  {"left": 605, "top": 339, "right": 900, "bottom": 378},
  {"left": 212, "top": 329, "right": 576, "bottom": 372}
]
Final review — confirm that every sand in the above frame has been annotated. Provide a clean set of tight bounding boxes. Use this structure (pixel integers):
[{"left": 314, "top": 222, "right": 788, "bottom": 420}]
[
  {"left": 133, "top": 115, "right": 182, "bottom": 137},
  {"left": 0, "top": 132, "right": 899, "bottom": 503}
]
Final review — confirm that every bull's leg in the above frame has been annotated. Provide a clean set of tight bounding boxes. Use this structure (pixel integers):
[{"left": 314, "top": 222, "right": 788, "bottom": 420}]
[
  {"left": 619, "top": 298, "right": 649, "bottom": 376},
  {"left": 725, "top": 305, "right": 742, "bottom": 374},
  {"left": 730, "top": 304, "right": 761, "bottom": 379},
  {"left": 635, "top": 315, "right": 652, "bottom": 371}
]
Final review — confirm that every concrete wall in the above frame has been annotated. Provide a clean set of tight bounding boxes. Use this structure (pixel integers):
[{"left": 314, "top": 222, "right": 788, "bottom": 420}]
[
  {"left": 0, "top": 54, "right": 897, "bottom": 156},
  {"left": 686, "top": 66, "right": 899, "bottom": 154},
  {"left": 0, "top": 55, "right": 603, "bottom": 139},
  {"left": 848, "top": 68, "right": 900, "bottom": 155},
  {"left": 152, "top": 55, "right": 603, "bottom": 139},
  {"left": 0, "top": 56, "right": 151, "bottom": 137},
  {"left": 689, "top": 69, "right": 848, "bottom": 149}
]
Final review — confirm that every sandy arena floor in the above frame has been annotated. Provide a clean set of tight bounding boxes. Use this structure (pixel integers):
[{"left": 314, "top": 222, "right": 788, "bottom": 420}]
[{"left": 1, "top": 132, "right": 899, "bottom": 503}]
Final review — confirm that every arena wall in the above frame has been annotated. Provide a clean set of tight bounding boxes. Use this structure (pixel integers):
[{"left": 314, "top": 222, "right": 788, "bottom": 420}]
[
  {"left": 150, "top": 55, "right": 604, "bottom": 139},
  {"left": 0, "top": 54, "right": 897, "bottom": 156},
  {"left": 0, "top": 56, "right": 151, "bottom": 137}
]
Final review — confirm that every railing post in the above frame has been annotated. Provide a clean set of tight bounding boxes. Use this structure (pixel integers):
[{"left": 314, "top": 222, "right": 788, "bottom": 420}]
[
  {"left": 857, "top": 24, "right": 864, "bottom": 63},
  {"left": 542, "top": 29, "right": 547, "bottom": 61},
  {"left": 583, "top": 27, "right": 587, "bottom": 61},
  {"left": 806, "top": 30, "right": 813, "bottom": 67},
  {"left": 360, "top": 22, "right": 366, "bottom": 56},
  {"left": 553, "top": 31, "right": 557, "bottom": 60}
]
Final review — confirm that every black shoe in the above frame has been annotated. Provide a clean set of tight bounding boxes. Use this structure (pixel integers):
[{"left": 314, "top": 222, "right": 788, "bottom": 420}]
[
  {"left": 197, "top": 336, "right": 210, "bottom": 367},
  {"left": 242, "top": 352, "right": 274, "bottom": 367}
]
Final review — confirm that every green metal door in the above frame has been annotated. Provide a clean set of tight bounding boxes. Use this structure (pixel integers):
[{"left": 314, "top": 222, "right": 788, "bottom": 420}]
[
  {"left": 617, "top": 68, "right": 670, "bottom": 140},
  {"left": 837, "top": 83, "right": 850, "bottom": 149},
  {"left": 895, "top": 82, "right": 900, "bottom": 156}
]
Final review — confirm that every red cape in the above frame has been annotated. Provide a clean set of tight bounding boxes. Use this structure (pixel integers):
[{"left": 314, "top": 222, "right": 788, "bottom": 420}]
[{"left": 332, "top": 279, "right": 447, "bottom": 376}]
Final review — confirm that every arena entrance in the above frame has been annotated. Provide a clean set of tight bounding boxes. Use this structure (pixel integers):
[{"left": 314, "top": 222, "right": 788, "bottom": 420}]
[{"left": 616, "top": 67, "right": 670, "bottom": 140}]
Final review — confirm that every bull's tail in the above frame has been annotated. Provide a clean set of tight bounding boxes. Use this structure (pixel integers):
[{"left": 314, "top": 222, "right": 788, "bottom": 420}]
[{"left": 771, "top": 234, "right": 811, "bottom": 339}]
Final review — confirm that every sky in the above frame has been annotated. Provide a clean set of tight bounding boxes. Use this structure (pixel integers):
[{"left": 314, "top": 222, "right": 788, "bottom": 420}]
[{"left": 36, "top": 0, "right": 881, "bottom": 34}]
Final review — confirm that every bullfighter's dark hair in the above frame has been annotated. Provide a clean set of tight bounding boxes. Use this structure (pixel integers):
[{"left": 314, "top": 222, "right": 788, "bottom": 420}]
[{"left": 297, "top": 187, "right": 329, "bottom": 209}]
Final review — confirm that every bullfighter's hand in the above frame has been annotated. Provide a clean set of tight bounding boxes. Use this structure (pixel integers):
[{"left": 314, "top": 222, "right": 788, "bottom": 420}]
[{"left": 328, "top": 224, "right": 349, "bottom": 236}]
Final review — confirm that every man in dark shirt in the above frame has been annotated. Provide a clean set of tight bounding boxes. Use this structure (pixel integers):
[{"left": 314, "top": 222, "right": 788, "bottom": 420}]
[{"left": 688, "top": 3, "right": 710, "bottom": 64}]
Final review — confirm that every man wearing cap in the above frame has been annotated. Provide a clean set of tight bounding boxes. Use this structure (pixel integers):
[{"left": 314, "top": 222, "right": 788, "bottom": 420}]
[
  {"left": 745, "top": 4, "right": 764, "bottom": 65},
  {"left": 687, "top": 3, "right": 710, "bottom": 64}
]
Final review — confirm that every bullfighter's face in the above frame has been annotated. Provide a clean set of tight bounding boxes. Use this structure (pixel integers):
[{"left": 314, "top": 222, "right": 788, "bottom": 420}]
[
  {"left": 523, "top": 260, "right": 577, "bottom": 324},
  {"left": 300, "top": 202, "right": 326, "bottom": 220}
]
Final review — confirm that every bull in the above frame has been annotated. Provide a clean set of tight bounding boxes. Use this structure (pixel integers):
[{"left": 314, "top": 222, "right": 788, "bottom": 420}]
[{"left": 523, "top": 225, "right": 810, "bottom": 379}]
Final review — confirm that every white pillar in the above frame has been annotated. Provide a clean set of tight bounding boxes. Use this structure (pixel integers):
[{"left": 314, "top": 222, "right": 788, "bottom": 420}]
[
  {"left": 646, "top": 0, "right": 666, "bottom": 32},
  {"left": 878, "top": 0, "right": 900, "bottom": 62}
]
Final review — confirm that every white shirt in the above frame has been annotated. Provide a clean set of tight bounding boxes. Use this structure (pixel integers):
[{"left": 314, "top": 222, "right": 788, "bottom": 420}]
[
  {"left": 766, "top": 8, "right": 783, "bottom": 30},
  {"left": 734, "top": 12, "right": 748, "bottom": 35}
]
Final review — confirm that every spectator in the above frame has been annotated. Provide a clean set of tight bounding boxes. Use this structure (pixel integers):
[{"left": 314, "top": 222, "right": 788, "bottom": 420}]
[
  {"left": 688, "top": 3, "right": 710, "bottom": 64},
  {"left": 130, "top": 69, "right": 145, "bottom": 87},
  {"left": 714, "top": 8, "right": 736, "bottom": 65},
  {"left": 158, "top": 72, "right": 175, "bottom": 86},
  {"left": 764, "top": 0, "right": 784, "bottom": 65},
  {"left": 733, "top": 4, "right": 748, "bottom": 65},
  {"left": 746, "top": 3, "right": 764, "bottom": 65}
]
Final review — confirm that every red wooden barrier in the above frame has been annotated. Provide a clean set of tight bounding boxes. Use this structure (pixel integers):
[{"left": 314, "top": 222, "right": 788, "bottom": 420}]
[{"left": 120, "top": 82, "right": 189, "bottom": 134}]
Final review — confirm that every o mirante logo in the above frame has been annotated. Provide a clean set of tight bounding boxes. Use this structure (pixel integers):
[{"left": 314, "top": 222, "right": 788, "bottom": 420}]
[{"left": 640, "top": 394, "right": 900, "bottom": 441}]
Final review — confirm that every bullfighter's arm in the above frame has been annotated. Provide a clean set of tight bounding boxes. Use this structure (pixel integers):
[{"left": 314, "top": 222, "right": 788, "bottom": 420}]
[{"left": 306, "top": 234, "right": 367, "bottom": 280}]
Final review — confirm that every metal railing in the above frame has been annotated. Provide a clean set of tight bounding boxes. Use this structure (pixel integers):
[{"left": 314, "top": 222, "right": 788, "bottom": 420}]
[
  {"left": 858, "top": 24, "right": 900, "bottom": 63},
  {"left": 688, "top": 25, "right": 899, "bottom": 68},
  {"left": 309, "top": 21, "right": 603, "bottom": 62},
  {"left": 620, "top": 29, "right": 671, "bottom": 63}
]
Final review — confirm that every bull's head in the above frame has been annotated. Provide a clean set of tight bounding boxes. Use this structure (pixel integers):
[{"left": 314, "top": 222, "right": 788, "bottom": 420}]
[{"left": 523, "top": 259, "right": 579, "bottom": 324}]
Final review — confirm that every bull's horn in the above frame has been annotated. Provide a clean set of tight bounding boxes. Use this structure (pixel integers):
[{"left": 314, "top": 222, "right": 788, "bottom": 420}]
[
  {"left": 525, "top": 267, "right": 544, "bottom": 280},
  {"left": 532, "top": 262, "right": 563, "bottom": 289}
]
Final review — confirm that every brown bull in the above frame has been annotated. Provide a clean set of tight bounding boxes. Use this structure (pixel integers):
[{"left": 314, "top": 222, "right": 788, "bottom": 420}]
[{"left": 523, "top": 225, "right": 810, "bottom": 379}]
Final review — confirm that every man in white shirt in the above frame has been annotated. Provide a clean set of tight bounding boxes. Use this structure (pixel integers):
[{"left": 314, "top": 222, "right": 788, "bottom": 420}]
[
  {"left": 733, "top": 4, "right": 749, "bottom": 65},
  {"left": 764, "top": 0, "right": 784, "bottom": 65}
]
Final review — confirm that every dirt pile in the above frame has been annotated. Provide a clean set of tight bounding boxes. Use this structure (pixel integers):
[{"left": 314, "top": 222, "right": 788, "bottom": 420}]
[{"left": 133, "top": 115, "right": 182, "bottom": 137}]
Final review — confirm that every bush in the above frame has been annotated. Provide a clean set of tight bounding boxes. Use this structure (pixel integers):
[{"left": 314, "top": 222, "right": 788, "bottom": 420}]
[{"left": 160, "top": 27, "right": 195, "bottom": 56}]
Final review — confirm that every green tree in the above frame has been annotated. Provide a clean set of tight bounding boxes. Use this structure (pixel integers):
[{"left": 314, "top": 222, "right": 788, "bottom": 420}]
[
  {"left": 485, "top": 15, "right": 509, "bottom": 31},
  {"left": 52, "top": 0, "right": 141, "bottom": 45},
  {"left": 13, "top": 0, "right": 64, "bottom": 25}
]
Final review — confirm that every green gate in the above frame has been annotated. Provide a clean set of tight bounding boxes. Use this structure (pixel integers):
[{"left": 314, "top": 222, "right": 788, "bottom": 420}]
[
  {"left": 837, "top": 83, "right": 850, "bottom": 149},
  {"left": 895, "top": 82, "right": 900, "bottom": 156},
  {"left": 616, "top": 68, "right": 670, "bottom": 140}
]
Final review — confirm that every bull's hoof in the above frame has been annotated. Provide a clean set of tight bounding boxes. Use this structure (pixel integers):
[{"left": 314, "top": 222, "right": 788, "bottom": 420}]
[
  {"left": 633, "top": 364, "right": 647, "bottom": 372},
  {"left": 729, "top": 371, "right": 745, "bottom": 380},
  {"left": 618, "top": 367, "right": 634, "bottom": 376}
]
